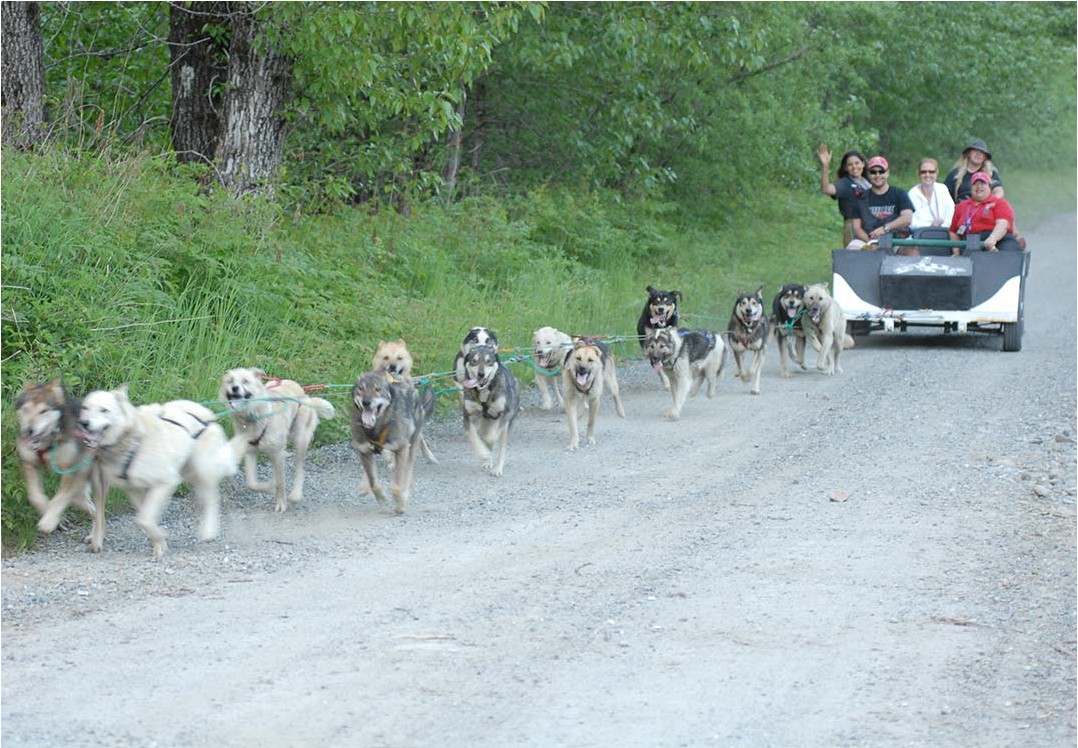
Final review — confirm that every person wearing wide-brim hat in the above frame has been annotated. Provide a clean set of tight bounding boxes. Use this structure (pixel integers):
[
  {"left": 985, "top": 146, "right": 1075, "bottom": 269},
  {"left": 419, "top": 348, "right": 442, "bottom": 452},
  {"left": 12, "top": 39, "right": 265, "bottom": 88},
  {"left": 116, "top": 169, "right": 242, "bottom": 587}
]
[{"left": 943, "top": 138, "right": 1005, "bottom": 202}]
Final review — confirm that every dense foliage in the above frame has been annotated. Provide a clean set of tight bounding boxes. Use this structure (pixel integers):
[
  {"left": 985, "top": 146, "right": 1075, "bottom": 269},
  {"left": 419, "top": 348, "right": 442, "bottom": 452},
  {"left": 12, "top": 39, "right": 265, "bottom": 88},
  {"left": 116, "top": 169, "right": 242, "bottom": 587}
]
[{"left": 34, "top": 1, "right": 1077, "bottom": 206}]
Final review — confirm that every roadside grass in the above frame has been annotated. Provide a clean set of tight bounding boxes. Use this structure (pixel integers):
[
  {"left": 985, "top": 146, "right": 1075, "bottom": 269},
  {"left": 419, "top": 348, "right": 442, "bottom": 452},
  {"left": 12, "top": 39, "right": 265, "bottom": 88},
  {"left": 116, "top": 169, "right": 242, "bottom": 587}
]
[{"left": 1, "top": 147, "right": 1068, "bottom": 550}]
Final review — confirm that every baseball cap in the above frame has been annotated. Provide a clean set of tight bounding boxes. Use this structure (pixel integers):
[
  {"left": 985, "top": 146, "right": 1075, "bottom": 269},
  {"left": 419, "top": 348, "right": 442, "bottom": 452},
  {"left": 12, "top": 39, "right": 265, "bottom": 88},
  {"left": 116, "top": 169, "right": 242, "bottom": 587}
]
[
  {"left": 867, "top": 156, "right": 889, "bottom": 170},
  {"left": 970, "top": 171, "right": 991, "bottom": 185}
]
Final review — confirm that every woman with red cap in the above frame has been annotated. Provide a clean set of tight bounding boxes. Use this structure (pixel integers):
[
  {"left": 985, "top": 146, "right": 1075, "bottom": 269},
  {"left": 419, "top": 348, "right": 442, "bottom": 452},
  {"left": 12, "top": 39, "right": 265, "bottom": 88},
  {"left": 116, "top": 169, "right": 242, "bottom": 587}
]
[{"left": 948, "top": 171, "right": 1023, "bottom": 254}]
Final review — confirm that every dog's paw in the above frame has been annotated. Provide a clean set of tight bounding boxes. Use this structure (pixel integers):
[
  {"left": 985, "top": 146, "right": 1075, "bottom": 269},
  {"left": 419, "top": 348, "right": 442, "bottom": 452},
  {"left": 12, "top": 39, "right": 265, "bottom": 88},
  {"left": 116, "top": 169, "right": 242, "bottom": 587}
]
[
  {"left": 567, "top": 440, "right": 580, "bottom": 451},
  {"left": 488, "top": 466, "right": 504, "bottom": 478},
  {"left": 151, "top": 540, "right": 168, "bottom": 561},
  {"left": 199, "top": 519, "right": 220, "bottom": 541},
  {"left": 287, "top": 491, "right": 303, "bottom": 504},
  {"left": 750, "top": 388, "right": 762, "bottom": 395},
  {"left": 663, "top": 410, "right": 681, "bottom": 421},
  {"left": 274, "top": 500, "right": 288, "bottom": 513},
  {"left": 36, "top": 514, "right": 61, "bottom": 535}
]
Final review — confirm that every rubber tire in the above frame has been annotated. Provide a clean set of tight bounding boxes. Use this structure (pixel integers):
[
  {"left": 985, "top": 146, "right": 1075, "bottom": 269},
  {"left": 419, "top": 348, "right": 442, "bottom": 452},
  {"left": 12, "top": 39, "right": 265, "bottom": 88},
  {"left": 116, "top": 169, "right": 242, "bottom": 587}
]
[{"left": 1002, "top": 319, "right": 1023, "bottom": 352}]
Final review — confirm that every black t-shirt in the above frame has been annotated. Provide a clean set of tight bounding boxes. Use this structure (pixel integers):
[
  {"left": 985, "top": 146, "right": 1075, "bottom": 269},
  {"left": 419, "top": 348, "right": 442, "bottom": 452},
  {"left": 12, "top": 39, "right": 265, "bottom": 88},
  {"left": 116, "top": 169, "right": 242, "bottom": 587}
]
[
  {"left": 831, "top": 176, "right": 869, "bottom": 219},
  {"left": 944, "top": 166, "right": 1003, "bottom": 202},
  {"left": 857, "top": 185, "right": 914, "bottom": 236}
]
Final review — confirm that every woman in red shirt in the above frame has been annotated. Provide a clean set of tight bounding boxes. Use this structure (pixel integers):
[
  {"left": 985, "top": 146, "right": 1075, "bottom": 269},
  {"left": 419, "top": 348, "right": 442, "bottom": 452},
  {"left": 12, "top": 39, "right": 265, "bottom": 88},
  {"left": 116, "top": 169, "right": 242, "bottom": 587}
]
[{"left": 948, "top": 171, "right": 1024, "bottom": 255}]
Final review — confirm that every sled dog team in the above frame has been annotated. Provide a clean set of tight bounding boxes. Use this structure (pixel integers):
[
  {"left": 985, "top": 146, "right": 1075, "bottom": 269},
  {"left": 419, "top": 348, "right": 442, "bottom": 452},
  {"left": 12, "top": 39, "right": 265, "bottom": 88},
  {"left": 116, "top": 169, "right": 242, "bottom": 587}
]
[{"left": 16, "top": 282, "right": 849, "bottom": 559}]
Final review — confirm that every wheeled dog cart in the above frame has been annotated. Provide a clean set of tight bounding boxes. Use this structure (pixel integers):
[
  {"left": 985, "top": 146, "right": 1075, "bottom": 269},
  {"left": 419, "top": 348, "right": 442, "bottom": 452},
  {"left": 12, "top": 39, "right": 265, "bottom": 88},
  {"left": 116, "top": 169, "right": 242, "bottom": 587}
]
[{"left": 833, "top": 229, "right": 1030, "bottom": 351}]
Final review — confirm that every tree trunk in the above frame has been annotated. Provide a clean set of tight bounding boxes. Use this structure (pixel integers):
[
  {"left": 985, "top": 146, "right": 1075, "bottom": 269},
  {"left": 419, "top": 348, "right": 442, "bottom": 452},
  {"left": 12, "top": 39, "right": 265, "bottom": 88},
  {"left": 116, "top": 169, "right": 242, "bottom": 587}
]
[
  {"left": 216, "top": 3, "right": 292, "bottom": 197},
  {"left": 469, "top": 79, "right": 486, "bottom": 171},
  {"left": 1, "top": 1, "right": 45, "bottom": 149},
  {"left": 168, "top": 2, "right": 228, "bottom": 165},
  {"left": 441, "top": 92, "right": 466, "bottom": 201}
]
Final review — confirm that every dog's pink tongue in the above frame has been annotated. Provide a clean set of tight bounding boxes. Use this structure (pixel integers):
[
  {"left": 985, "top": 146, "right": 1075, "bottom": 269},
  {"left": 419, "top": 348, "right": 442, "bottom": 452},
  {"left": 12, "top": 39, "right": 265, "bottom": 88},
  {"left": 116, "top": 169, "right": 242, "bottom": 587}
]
[
  {"left": 651, "top": 314, "right": 665, "bottom": 325},
  {"left": 538, "top": 353, "right": 549, "bottom": 367},
  {"left": 361, "top": 408, "right": 378, "bottom": 428},
  {"left": 576, "top": 372, "right": 590, "bottom": 387},
  {"left": 786, "top": 308, "right": 798, "bottom": 318},
  {"left": 651, "top": 362, "right": 663, "bottom": 374},
  {"left": 461, "top": 378, "right": 479, "bottom": 389}
]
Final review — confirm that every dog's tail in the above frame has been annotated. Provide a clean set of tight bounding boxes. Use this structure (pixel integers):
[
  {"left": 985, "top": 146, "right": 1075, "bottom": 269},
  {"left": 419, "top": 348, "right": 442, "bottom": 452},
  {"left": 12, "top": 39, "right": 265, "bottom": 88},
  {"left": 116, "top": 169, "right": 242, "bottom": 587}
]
[
  {"left": 303, "top": 397, "right": 335, "bottom": 420},
  {"left": 842, "top": 333, "right": 855, "bottom": 349},
  {"left": 419, "top": 382, "right": 436, "bottom": 420}
]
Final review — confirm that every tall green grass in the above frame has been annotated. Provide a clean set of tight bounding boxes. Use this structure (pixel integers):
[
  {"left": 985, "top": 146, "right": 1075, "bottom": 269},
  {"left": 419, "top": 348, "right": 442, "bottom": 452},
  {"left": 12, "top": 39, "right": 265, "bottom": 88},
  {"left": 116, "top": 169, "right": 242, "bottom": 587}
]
[{"left": 2, "top": 146, "right": 1071, "bottom": 550}]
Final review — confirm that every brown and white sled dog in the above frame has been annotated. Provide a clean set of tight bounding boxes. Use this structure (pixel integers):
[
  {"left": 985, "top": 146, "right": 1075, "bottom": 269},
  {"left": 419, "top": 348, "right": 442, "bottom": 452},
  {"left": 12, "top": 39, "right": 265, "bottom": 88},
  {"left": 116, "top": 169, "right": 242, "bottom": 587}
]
[
  {"left": 460, "top": 344, "right": 520, "bottom": 476},
  {"left": 561, "top": 338, "right": 626, "bottom": 449},
  {"left": 802, "top": 283, "right": 847, "bottom": 376},
  {"left": 77, "top": 386, "right": 247, "bottom": 559},
  {"left": 15, "top": 380, "right": 105, "bottom": 539},
  {"left": 532, "top": 326, "right": 573, "bottom": 410},
  {"left": 727, "top": 285, "right": 769, "bottom": 395},
  {"left": 350, "top": 370, "right": 433, "bottom": 514},
  {"left": 218, "top": 368, "right": 336, "bottom": 512},
  {"left": 370, "top": 339, "right": 437, "bottom": 464},
  {"left": 771, "top": 283, "right": 809, "bottom": 378},
  {"left": 644, "top": 328, "right": 725, "bottom": 420}
]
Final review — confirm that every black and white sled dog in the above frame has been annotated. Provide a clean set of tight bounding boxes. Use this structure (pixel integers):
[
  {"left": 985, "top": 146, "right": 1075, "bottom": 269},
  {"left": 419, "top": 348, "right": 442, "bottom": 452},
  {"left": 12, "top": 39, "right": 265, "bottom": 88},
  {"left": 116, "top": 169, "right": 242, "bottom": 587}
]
[
  {"left": 453, "top": 326, "right": 498, "bottom": 387},
  {"left": 770, "top": 283, "right": 809, "bottom": 378},
  {"left": 561, "top": 337, "right": 626, "bottom": 449},
  {"left": 460, "top": 343, "right": 520, "bottom": 477},
  {"left": 15, "top": 380, "right": 105, "bottom": 542},
  {"left": 350, "top": 370, "right": 434, "bottom": 514},
  {"left": 532, "top": 325, "right": 573, "bottom": 410},
  {"left": 727, "top": 285, "right": 769, "bottom": 395},
  {"left": 77, "top": 385, "right": 247, "bottom": 559},
  {"left": 218, "top": 368, "right": 336, "bottom": 513},
  {"left": 637, "top": 285, "right": 681, "bottom": 389},
  {"left": 644, "top": 328, "right": 726, "bottom": 420},
  {"left": 802, "top": 283, "right": 847, "bottom": 376}
]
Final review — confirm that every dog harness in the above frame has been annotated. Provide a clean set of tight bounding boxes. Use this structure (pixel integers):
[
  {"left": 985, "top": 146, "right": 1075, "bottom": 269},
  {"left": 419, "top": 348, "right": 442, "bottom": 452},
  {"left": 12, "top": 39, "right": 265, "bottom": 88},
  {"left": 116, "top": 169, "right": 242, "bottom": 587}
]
[
  {"left": 781, "top": 309, "right": 807, "bottom": 331},
  {"left": 363, "top": 425, "right": 390, "bottom": 453}
]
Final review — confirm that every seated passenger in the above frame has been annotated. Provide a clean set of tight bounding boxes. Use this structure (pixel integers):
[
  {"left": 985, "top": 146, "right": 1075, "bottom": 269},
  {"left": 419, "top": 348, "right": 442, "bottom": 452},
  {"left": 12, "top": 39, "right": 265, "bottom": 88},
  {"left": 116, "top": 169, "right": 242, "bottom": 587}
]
[
  {"left": 944, "top": 138, "right": 1004, "bottom": 202},
  {"left": 909, "top": 157, "right": 955, "bottom": 230},
  {"left": 948, "top": 172, "right": 1024, "bottom": 254},
  {"left": 846, "top": 156, "right": 914, "bottom": 251}
]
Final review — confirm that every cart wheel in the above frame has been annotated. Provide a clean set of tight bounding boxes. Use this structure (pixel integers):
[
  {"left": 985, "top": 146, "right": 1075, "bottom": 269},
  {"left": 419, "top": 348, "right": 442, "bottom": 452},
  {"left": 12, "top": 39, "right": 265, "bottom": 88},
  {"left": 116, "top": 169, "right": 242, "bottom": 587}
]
[{"left": 1002, "top": 320, "right": 1023, "bottom": 352}]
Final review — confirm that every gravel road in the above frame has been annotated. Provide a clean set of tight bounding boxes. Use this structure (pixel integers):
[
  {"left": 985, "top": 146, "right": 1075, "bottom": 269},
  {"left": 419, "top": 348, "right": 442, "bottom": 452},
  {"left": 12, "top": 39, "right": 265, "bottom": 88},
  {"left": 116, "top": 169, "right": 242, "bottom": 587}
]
[{"left": 3, "top": 214, "right": 1075, "bottom": 747}]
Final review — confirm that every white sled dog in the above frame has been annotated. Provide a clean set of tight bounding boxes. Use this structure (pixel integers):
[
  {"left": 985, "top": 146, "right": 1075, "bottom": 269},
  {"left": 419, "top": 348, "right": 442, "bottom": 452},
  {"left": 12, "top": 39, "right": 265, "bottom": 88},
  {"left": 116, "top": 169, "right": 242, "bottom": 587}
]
[
  {"left": 218, "top": 368, "right": 336, "bottom": 512},
  {"left": 802, "top": 283, "right": 847, "bottom": 375},
  {"left": 77, "top": 385, "right": 247, "bottom": 559},
  {"left": 532, "top": 326, "right": 573, "bottom": 410}
]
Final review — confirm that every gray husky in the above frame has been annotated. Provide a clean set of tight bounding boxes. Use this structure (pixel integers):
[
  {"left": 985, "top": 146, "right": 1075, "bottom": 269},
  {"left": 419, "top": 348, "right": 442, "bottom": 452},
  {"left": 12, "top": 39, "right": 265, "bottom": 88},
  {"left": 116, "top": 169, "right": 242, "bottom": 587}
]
[
  {"left": 350, "top": 370, "right": 433, "bottom": 514},
  {"left": 727, "top": 285, "right": 769, "bottom": 395},
  {"left": 460, "top": 344, "right": 520, "bottom": 477},
  {"left": 644, "top": 328, "right": 725, "bottom": 420}
]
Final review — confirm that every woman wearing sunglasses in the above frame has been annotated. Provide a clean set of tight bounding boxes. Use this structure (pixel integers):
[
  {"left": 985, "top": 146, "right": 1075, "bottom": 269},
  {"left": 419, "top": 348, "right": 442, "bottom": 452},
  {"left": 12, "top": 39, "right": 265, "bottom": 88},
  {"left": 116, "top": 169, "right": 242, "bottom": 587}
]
[{"left": 909, "top": 157, "right": 955, "bottom": 230}]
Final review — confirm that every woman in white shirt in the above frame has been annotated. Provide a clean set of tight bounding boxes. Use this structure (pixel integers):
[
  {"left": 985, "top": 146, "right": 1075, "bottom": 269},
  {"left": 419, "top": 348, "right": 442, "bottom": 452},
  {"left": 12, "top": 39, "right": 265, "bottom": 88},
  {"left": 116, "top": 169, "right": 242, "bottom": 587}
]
[{"left": 909, "top": 157, "right": 955, "bottom": 230}]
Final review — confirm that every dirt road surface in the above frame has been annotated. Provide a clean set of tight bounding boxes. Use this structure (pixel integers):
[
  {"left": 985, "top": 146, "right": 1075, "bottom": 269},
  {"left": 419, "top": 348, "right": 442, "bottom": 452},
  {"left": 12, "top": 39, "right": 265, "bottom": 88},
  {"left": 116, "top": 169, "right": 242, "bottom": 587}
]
[{"left": 3, "top": 214, "right": 1075, "bottom": 747}]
